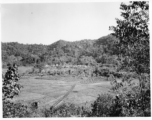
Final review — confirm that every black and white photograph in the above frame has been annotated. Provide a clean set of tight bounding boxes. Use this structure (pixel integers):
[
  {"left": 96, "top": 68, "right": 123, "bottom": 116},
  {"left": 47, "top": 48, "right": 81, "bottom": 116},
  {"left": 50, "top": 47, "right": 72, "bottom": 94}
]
[{"left": 1, "top": 0, "right": 150, "bottom": 117}]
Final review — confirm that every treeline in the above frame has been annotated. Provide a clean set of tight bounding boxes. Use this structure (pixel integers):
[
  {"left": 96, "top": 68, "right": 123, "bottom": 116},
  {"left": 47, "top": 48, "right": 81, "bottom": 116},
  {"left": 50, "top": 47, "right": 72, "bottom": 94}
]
[{"left": 1, "top": 34, "right": 119, "bottom": 67}]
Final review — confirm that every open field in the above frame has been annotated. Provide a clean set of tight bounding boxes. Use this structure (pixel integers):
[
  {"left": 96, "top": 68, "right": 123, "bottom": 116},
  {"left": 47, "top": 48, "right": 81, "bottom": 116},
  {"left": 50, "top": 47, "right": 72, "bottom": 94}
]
[
  {"left": 3, "top": 66, "right": 139, "bottom": 110},
  {"left": 2, "top": 64, "right": 146, "bottom": 117},
  {"left": 12, "top": 75, "right": 113, "bottom": 109},
  {"left": 3, "top": 66, "right": 115, "bottom": 109}
]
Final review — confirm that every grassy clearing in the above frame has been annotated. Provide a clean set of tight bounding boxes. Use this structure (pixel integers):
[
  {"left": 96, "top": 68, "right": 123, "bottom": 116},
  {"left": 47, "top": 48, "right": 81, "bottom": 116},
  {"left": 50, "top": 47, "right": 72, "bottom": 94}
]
[
  {"left": 3, "top": 66, "right": 138, "bottom": 109},
  {"left": 11, "top": 70, "right": 112, "bottom": 108}
]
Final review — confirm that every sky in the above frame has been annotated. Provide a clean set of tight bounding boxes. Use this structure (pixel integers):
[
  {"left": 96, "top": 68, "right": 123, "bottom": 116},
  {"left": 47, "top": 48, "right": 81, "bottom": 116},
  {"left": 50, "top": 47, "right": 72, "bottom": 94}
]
[{"left": 1, "top": 2, "right": 122, "bottom": 45}]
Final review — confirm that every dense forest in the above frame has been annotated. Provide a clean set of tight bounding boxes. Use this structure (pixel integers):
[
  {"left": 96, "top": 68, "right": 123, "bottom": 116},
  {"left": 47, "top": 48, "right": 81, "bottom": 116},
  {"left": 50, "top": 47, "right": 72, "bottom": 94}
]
[{"left": 2, "top": 34, "right": 119, "bottom": 67}]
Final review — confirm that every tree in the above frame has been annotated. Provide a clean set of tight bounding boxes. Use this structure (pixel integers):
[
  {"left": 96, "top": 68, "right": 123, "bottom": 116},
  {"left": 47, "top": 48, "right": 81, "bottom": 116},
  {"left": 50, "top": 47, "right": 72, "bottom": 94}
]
[
  {"left": 110, "top": 1, "right": 149, "bottom": 74},
  {"left": 109, "top": 2, "right": 150, "bottom": 116},
  {"left": 3, "top": 63, "right": 30, "bottom": 118},
  {"left": 78, "top": 56, "right": 97, "bottom": 66},
  {"left": 3, "top": 63, "right": 22, "bottom": 100},
  {"left": 34, "top": 62, "right": 45, "bottom": 73},
  {"left": 7, "top": 55, "right": 17, "bottom": 65},
  {"left": 31, "top": 54, "right": 40, "bottom": 64}
]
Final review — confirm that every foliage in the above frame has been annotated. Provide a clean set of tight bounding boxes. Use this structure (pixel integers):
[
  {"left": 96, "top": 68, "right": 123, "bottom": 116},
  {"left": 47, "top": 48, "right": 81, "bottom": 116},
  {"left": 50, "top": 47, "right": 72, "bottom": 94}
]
[
  {"left": 41, "top": 103, "right": 90, "bottom": 117},
  {"left": 109, "top": 73, "right": 150, "bottom": 116},
  {"left": 2, "top": 42, "right": 47, "bottom": 66},
  {"left": 90, "top": 94, "right": 113, "bottom": 117},
  {"left": 3, "top": 100, "right": 30, "bottom": 118},
  {"left": 2, "top": 64, "right": 22, "bottom": 100},
  {"left": 88, "top": 76, "right": 150, "bottom": 117},
  {"left": 34, "top": 62, "right": 45, "bottom": 73},
  {"left": 2, "top": 34, "right": 118, "bottom": 67},
  {"left": 98, "top": 68, "right": 110, "bottom": 77},
  {"left": 93, "top": 66, "right": 122, "bottom": 78},
  {"left": 110, "top": 1, "right": 149, "bottom": 74},
  {"left": 108, "top": 1, "right": 150, "bottom": 116},
  {"left": 2, "top": 63, "right": 30, "bottom": 118},
  {"left": 78, "top": 56, "right": 97, "bottom": 66},
  {"left": 95, "top": 34, "right": 118, "bottom": 55},
  {"left": 109, "top": 71, "right": 123, "bottom": 78}
]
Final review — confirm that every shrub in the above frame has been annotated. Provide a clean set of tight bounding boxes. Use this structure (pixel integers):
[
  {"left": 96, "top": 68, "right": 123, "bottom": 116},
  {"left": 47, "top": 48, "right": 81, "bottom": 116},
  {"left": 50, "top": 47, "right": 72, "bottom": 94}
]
[
  {"left": 110, "top": 71, "right": 123, "bottom": 78},
  {"left": 90, "top": 94, "right": 113, "bottom": 117},
  {"left": 100, "top": 68, "right": 110, "bottom": 77},
  {"left": 3, "top": 100, "right": 30, "bottom": 118},
  {"left": 110, "top": 74, "right": 151, "bottom": 116},
  {"left": 41, "top": 103, "right": 90, "bottom": 117},
  {"left": 93, "top": 67, "right": 110, "bottom": 77},
  {"left": 90, "top": 73, "right": 151, "bottom": 117}
]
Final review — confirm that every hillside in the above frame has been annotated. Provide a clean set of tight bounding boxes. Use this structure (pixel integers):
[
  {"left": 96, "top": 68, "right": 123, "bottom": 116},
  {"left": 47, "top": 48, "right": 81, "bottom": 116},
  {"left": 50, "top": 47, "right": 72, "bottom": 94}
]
[{"left": 1, "top": 34, "right": 118, "bottom": 67}]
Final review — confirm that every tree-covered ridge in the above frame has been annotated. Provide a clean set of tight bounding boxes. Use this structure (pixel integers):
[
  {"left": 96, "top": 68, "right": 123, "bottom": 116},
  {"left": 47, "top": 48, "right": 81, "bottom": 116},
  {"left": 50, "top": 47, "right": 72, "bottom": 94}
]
[
  {"left": 2, "top": 42, "right": 47, "bottom": 66},
  {"left": 2, "top": 34, "right": 118, "bottom": 67}
]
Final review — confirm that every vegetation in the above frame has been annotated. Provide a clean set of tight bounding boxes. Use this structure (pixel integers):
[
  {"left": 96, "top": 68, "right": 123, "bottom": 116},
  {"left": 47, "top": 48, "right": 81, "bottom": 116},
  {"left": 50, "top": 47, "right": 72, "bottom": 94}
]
[
  {"left": 3, "top": 64, "right": 30, "bottom": 118},
  {"left": 3, "top": 64, "right": 22, "bottom": 100},
  {"left": 110, "top": 1, "right": 149, "bottom": 74},
  {"left": 109, "top": 1, "right": 150, "bottom": 116},
  {"left": 2, "top": 34, "right": 118, "bottom": 67},
  {"left": 2, "top": 1, "right": 150, "bottom": 118},
  {"left": 3, "top": 101, "right": 30, "bottom": 118}
]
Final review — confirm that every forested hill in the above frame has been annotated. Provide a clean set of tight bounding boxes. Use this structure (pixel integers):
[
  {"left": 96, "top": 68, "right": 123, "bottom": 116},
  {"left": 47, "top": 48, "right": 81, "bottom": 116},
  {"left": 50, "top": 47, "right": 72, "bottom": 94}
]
[{"left": 2, "top": 34, "right": 119, "bottom": 67}]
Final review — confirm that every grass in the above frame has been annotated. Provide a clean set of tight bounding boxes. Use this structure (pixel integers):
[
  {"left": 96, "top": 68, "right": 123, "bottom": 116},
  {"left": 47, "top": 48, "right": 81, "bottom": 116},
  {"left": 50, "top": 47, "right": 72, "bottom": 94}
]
[{"left": 8, "top": 66, "right": 112, "bottom": 108}]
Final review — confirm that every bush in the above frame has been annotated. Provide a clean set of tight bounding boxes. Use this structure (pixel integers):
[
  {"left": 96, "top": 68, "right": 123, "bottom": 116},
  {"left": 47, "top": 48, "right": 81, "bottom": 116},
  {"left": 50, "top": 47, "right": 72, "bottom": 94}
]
[
  {"left": 93, "top": 67, "right": 110, "bottom": 77},
  {"left": 89, "top": 73, "right": 151, "bottom": 117},
  {"left": 41, "top": 103, "right": 90, "bottom": 117},
  {"left": 110, "top": 74, "right": 151, "bottom": 116},
  {"left": 3, "top": 100, "right": 30, "bottom": 118},
  {"left": 90, "top": 94, "right": 113, "bottom": 117},
  {"left": 110, "top": 71, "right": 123, "bottom": 78},
  {"left": 100, "top": 69, "right": 110, "bottom": 77},
  {"left": 93, "top": 67, "right": 123, "bottom": 78}
]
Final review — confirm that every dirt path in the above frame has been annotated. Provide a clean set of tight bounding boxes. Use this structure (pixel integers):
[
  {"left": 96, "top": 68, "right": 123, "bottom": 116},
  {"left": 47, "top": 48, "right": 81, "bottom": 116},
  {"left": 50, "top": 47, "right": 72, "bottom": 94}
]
[
  {"left": 52, "top": 84, "right": 76, "bottom": 108},
  {"left": 39, "top": 84, "right": 76, "bottom": 109}
]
